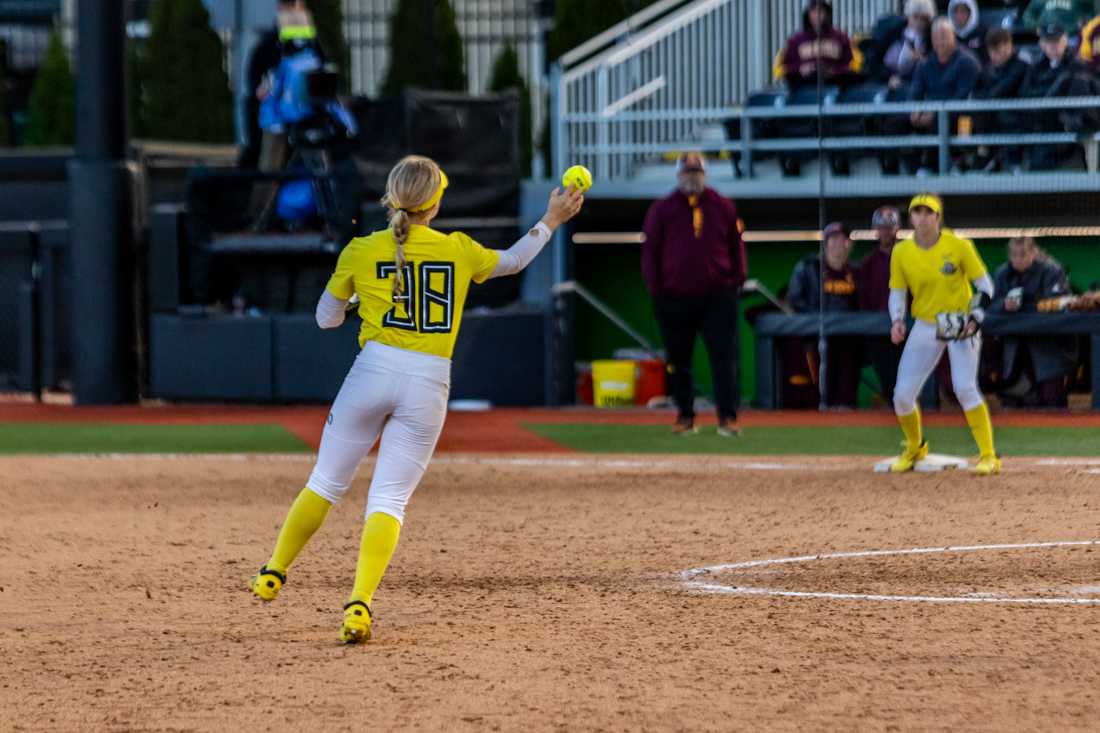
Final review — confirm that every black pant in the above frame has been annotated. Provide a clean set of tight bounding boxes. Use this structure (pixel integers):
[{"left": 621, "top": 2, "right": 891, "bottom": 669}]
[
  {"left": 865, "top": 337, "right": 902, "bottom": 406},
  {"left": 653, "top": 292, "right": 740, "bottom": 421}
]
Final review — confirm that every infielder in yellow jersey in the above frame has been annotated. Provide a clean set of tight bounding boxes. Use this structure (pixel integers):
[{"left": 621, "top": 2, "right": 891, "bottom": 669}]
[
  {"left": 888, "top": 193, "right": 1000, "bottom": 475},
  {"left": 249, "top": 155, "right": 585, "bottom": 643}
]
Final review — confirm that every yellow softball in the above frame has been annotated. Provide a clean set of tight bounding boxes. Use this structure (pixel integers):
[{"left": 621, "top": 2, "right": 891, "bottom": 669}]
[{"left": 561, "top": 164, "right": 593, "bottom": 192}]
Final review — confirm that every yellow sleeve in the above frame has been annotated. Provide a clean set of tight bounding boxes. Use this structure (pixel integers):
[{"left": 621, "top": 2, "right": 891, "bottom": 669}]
[
  {"left": 849, "top": 41, "right": 864, "bottom": 74},
  {"left": 959, "top": 238, "right": 987, "bottom": 281},
  {"left": 456, "top": 232, "right": 501, "bottom": 284},
  {"left": 888, "top": 245, "right": 907, "bottom": 290},
  {"left": 325, "top": 241, "right": 357, "bottom": 299},
  {"left": 1080, "top": 17, "right": 1100, "bottom": 61}
]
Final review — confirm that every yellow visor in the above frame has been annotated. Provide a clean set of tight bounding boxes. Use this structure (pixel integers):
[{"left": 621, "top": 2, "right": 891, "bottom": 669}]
[
  {"left": 908, "top": 193, "right": 943, "bottom": 215},
  {"left": 410, "top": 169, "right": 448, "bottom": 212}
]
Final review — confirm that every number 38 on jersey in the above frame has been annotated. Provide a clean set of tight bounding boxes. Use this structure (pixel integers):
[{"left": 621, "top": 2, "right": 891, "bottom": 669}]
[{"left": 377, "top": 260, "right": 455, "bottom": 334}]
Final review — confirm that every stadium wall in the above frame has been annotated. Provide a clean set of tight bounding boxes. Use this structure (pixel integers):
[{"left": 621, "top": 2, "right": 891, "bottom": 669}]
[{"left": 572, "top": 234, "right": 1100, "bottom": 406}]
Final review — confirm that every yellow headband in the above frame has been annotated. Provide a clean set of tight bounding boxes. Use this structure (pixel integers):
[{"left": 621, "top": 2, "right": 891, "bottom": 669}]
[
  {"left": 404, "top": 170, "right": 448, "bottom": 213},
  {"left": 908, "top": 193, "right": 943, "bottom": 215}
]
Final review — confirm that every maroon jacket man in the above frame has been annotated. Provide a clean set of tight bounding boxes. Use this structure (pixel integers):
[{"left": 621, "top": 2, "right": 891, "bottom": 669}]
[{"left": 642, "top": 153, "right": 747, "bottom": 436}]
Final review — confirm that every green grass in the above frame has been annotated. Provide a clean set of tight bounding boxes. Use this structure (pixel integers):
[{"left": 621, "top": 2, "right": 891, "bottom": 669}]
[
  {"left": 0, "top": 423, "right": 311, "bottom": 454},
  {"left": 525, "top": 424, "right": 1100, "bottom": 457}
]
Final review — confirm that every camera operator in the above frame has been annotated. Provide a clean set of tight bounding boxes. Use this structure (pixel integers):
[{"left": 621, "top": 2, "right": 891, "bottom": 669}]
[{"left": 249, "top": 8, "right": 359, "bottom": 239}]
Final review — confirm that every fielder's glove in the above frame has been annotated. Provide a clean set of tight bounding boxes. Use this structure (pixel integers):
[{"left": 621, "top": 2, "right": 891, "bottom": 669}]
[
  {"left": 935, "top": 311, "right": 971, "bottom": 340},
  {"left": 936, "top": 292, "right": 990, "bottom": 340}
]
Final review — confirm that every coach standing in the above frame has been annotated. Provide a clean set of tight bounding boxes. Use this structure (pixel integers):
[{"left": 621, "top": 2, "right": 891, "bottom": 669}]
[{"left": 642, "top": 153, "right": 747, "bottom": 436}]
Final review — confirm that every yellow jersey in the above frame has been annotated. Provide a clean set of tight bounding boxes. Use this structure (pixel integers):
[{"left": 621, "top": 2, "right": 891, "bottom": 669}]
[
  {"left": 325, "top": 224, "right": 501, "bottom": 358},
  {"left": 889, "top": 228, "right": 987, "bottom": 323}
]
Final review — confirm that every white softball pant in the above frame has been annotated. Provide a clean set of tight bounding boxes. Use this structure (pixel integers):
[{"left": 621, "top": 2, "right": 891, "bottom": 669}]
[
  {"left": 893, "top": 319, "right": 984, "bottom": 415},
  {"left": 306, "top": 341, "right": 450, "bottom": 524}
]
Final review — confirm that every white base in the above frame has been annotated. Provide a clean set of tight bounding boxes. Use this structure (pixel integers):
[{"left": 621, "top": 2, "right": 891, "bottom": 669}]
[{"left": 874, "top": 453, "right": 971, "bottom": 473}]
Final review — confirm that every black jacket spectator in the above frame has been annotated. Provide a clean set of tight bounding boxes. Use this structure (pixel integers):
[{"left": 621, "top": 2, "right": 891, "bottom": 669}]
[
  {"left": 989, "top": 252, "right": 1077, "bottom": 405},
  {"left": 787, "top": 226, "right": 861, "bottom": 408},
  {"left": 973, "top": 52, "right": 1028, "bottom": 101},
  {"left": 1020, "top": 43, "right": 1100, "bottom": 143},
  {"left": 788, "top": 254, "right": 859, "bottom": 313},
  {"left": 1020, "top": 48, "right": 1093, "bottom": 100},
  {"left": 949, "top": 0, "right": 987, "bottom": 64}
]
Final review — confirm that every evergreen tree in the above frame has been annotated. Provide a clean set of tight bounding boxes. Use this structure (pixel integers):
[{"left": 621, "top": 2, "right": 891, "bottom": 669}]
[
  {"left": 488, "top": 45, "right": 531, "bottom": 176},
  {"left": 548, "top": 0, "right": 663, "bottom": 61},
  {"left": 382, "top": 0, "right": 466, "bottom": 95},
  {"left": 141, "top": 0, "right": 232, "bottom": 142},
  {"left": 306, "top": 0, "right": 350, "bottom": 89},
  {"left": 23, "top": 28, "right": 74, "bottom": 147}
]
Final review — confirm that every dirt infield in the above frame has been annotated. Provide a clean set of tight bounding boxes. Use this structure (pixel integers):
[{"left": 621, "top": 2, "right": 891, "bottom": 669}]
[{"left": 2, "top": 454, "right": 1099, "bottom": 731}]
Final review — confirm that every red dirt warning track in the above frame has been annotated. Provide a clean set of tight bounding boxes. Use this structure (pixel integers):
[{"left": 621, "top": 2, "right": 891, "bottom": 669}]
[{"left": 3, "top": 402, "right": 1100, "bottom": 451}]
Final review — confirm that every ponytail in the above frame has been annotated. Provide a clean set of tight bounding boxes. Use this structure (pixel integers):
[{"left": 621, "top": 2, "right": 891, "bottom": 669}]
[
  {"left": 391, "top": 209, "right": 410, "bottom": 298},
  {"left": 382, "top": 155, "right": 446, "bottom": 302}
]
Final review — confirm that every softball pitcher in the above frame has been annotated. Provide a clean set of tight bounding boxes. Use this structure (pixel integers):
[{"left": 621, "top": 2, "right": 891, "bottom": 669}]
[
  {"left": 249, "top": 155, "right": 584, "bottom": 643},
  {"left": 888, "top": 193, "right": 1000, "bottom": 475}
]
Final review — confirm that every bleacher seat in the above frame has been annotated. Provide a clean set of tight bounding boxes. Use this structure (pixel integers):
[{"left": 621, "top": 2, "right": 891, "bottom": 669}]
[{"left": 724, "top": 87, "right": 787, "bottom": 176}]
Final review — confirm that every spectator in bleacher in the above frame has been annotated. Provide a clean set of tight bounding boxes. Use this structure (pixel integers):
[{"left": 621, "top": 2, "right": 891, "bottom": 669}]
[
  {"left": 642, "top": 153, "right": 747, "bottom": 436},
  {"left": 989, "top": 236, "right": 1077, "bottom": 407},
  {"left": 776, "top": 0, "right": 863, "bottom": 92},
  {"left": 1076, "top": 12, "right": 1100, "bottom": 69},
  {"left": 866, "top": 0, "right": 935, "bottom": 91},
  {"left": 857, "top": 206, "right": 903, "bottom": 404},
  {"left": 1021, "top": 0, "right": 1095, "bottom": 32},
  {"left": 882, "top": 16, "right": 980, "bottom": 174},
  {"left": 948, "top": 0, "right": 988, "bottom": 63},
  {"left": 971, "top": 27, "right": 1029, "bottom": 171},
  {"left": 1018, "top": 22, "right": 1097, "bottom": 170},
  {"left": 787, "top": 222, "right": 861, "bottom": 408}
]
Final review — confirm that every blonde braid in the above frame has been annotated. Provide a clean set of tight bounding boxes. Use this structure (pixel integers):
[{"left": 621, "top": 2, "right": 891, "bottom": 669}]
[
  {"left": 390, "top": 209, "right": 410, "bottom": 298},
  {"left": 382, "top": 156, "right": 443, "bottom": 300}
]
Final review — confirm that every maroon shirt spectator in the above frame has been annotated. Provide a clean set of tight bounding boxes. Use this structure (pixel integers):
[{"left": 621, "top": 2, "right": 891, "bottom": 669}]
[
  {"left": 642, "top": 187, "right": 746, "bottom": 298},
  {"left": 856, "top": 205, "right": 903, "bottom": 405},
  {"left": 642, "top": 153, "right": 747, "bottom": 436},
  {"left": 776, "top": 0, "right": 861, "bottom": 92},
  {"left": 856, "top": 206, "right": 901, "bottom": 311}
]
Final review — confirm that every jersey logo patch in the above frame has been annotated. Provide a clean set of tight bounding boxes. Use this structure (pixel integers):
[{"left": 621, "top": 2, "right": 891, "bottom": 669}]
[{"left": 940, "top": 259, "right": 957, "bottom": 275}]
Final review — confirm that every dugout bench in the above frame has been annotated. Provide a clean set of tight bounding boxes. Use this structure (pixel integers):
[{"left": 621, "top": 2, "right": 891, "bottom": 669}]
[{"left": 753, "top": 312, "right": 1100, "bottom": 410}]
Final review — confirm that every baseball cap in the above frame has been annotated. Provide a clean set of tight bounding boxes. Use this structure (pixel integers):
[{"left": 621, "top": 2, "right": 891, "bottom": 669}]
[
  {"left": 1040, "top": 23, "right": 1066, "bottom": 40},
  {"left": 823, "top": 221, "right": 849, "bottom": 239},
  {"left": 871, "top": 206, "right": 900, "bottom": 228},
  {"left": 908, "top": 193, "right": 943, "bottom": 215}
]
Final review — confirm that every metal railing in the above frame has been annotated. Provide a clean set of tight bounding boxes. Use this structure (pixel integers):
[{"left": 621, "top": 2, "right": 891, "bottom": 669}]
[
  {"left": 551, "top": 0, "right": 896, "bottom": 180},
  {"left": 562, "top": 96, "right": 1100, "bottom": 180}
]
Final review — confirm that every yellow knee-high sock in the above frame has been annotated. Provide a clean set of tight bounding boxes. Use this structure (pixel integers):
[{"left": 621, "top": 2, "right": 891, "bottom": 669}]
[
  {"left": 349, "top": 512, "right": 401, "bottom": 606},
  {"left": 965, "top": 403, "right": 995, "bottom": 458},
  {"left": 897, "top": 408, "right": 922, "bottom": 451},
  {"left": 266, "top": 488, "right": 332, "bottom": 574}
]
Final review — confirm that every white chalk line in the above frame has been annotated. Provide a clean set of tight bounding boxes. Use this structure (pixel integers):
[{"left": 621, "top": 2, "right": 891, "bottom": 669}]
[
  {"left": 15, "top": 454, "right": 1100, "bottom": 476},
  {"left": 26, "top": 453, "right": 815, "bottom": 471},
  {"left": 681, "top": 540, "right": 1100, "bottom": 605}
]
